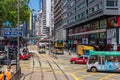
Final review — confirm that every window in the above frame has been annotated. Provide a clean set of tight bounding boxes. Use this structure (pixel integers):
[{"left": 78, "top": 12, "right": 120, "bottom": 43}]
[
  {"left": 106, "top": 0, "right": 118, "bottom": 7},
  {"left": 100, "top": 19, "right": 106, "bottom": 29},
  {"left": 76, "top": 11, "right": 85, "bottom": 20},
  {"left": 98, "top": 56, "right": 105, "bottom": 65},
  {"left": 89, "top": 0, "right": 95, "bottom": 4},
  {"left": 89, "top": 55, "right": 98, "bottom": 64},
  {"left": 100, "top": 33, "right": 106, "bottom": 39},
  {"left": 105, "top": 56, "right": 120, "bottom": 62},
  {"left": 70, "top": 0, "right": 75, "bottom": 7},
  {"left": 76, "top": 1, "right": 86, "bottom": 11}
]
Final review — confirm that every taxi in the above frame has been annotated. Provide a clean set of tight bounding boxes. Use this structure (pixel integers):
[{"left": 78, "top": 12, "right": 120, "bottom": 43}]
[
  {"left": 19, "top": 54, "right": 29, "bottom": 60},
  {"left": 70, "top": 55, "right": 88, "bottom": 64}
]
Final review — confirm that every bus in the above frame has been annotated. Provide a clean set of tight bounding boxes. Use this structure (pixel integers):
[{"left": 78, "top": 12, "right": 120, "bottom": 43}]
[
  {"left": 53, "top": 40, "right": 64, "bottom": 54},
  {"left": 87, "top": 50, "right": 120, "bottom": 72}
]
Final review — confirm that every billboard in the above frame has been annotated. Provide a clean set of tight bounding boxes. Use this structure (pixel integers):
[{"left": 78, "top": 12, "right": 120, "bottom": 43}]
[{"left": 107, "top": 28, "right": 117, "bottom": 44}]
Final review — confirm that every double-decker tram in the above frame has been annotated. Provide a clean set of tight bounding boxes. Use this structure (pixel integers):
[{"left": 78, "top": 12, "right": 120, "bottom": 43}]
[{"left": 53, "top": 40, "right": 64, "bottom": 54}]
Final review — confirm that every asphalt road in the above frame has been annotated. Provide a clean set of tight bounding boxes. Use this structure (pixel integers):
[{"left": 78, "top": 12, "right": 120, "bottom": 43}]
[{"left": 20, "top": 45, "right": 120, "bottom": 80}]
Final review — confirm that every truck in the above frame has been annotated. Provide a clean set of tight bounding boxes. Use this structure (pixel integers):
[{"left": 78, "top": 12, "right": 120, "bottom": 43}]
[{"left": 77, "top": 45, "right": 94, "bottom": 56}]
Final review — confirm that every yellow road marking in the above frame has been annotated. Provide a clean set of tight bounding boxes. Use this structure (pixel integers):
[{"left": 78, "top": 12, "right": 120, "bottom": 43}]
[
  {"left": 99, "top": 74, "right": 116, "bottom": 80},
  {"left": 69, "top": 69, "right": 86, "bottom": 80},
  {"left": 79, "top": 73, "right": 95, "bottom": 79},
  {"left": 70, "top": 73, "right": 80, "bottom": 80},
  {"left": 73, "top": 69, "right": 86, "bottom": 74}
]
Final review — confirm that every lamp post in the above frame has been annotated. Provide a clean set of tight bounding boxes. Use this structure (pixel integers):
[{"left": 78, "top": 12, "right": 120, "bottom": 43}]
[{"left": 16, "top": 0, "right": 20, "bottom": 71}]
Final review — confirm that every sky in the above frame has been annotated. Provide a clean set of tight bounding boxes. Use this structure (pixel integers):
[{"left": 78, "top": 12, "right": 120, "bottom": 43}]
[{"left": 29, "top": 0, "right": 42, "bottom": 12}]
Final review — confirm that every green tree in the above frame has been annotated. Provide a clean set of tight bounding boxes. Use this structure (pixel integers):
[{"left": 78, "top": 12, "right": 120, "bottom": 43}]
[{"left": 0, "top": 0, "right": 30, "bottom": 27}]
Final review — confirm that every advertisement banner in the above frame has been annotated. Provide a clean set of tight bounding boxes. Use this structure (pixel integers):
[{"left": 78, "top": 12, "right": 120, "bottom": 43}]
[
  {"left": 82, "top": 38, "right": 88, "bottom": 45},
  {"left": 98, "top": 62, "right": 120, "bottom": 72},
  {"left": 107, "top": 29, "right": 117, "bottom": 44}
]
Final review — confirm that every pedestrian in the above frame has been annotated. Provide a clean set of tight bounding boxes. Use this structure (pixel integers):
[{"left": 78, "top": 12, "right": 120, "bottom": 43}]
[
  {"left": 69, "top": 48, "right": 71, "bottom": 55},
  {"left": 0, "top": 71, "right": 4, "bottom": 80},
  {"left": 6, "top": 66, "right": 13, "bottom": 74},
  {"left": 5, "top": 69, "right": 12, "bottom": 80},
  {"left": 3, "top": 72, "right": 6, "bottom": 80}
]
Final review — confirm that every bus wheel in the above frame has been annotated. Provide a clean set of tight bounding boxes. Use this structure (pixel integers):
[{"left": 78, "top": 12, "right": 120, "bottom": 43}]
[
  {"left": 71, "top": 61, "right": 75, "bottom": 64},
  {"left": 90, "top": 67, "right": 97, "bottom": 72}
]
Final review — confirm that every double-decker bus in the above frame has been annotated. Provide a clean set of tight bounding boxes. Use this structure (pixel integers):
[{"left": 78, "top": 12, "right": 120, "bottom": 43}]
[{"left": 87, "top": 50, "right": 120, "bottom": 72}]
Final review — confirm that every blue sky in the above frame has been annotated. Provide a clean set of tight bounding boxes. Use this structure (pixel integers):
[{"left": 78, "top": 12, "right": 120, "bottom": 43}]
[{"left": 29, "top": 0, "right": 42, "bottom": 11}]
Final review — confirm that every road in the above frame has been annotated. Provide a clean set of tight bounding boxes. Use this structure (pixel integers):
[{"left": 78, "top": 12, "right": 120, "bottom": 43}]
[{"left": 20, "top": 45, "right": 120, "bottom": 80}]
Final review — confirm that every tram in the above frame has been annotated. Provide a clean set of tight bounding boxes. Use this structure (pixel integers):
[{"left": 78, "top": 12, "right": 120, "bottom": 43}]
[{"left": 53, "top": 40, "right": 64, "bottom": 54}]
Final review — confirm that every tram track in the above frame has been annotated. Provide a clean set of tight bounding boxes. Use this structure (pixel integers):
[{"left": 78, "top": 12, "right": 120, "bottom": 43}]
[
  {"left": 36, "top": 45, "right": 69, "bottom": 80},
  {"left": 22, "top": 45, "right": 69, "bottom": 80}
]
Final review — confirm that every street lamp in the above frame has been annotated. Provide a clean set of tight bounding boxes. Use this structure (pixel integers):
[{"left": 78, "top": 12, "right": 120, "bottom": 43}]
[{"left": 16, "top": 0, "right": 20, "bottom": 71}]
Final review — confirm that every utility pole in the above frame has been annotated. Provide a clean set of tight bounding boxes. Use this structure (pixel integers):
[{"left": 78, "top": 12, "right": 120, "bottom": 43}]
[{"left": 17, "top": 0, "right": 20, "bottom": 72}]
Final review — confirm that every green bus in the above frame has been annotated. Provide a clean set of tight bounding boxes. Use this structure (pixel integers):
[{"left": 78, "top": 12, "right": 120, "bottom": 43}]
[{"left": 87, "top": 50, "right": 120, "bottom": 72}]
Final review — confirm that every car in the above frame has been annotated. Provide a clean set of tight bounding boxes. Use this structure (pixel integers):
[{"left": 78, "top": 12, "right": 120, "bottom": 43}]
[
  {"left": 24, "top": 53, "right": 31, "bottom": 58},
  {"left": 70, "top": 55, "right": 88, "bottom": 64},
  {"left": 19, "top": 54, "right": 29, "bottom": 60}
]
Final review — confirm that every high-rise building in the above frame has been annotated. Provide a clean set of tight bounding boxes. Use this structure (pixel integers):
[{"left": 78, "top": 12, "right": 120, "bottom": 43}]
[
  {"left": 54, "top": 0, "right": 66, "bottom": 41},
  {"left": 36, "top": 10, "right": 43, "bottom": 36},
  {"left": 41, "top": 0, "right": 54, "bottom": 38},
  {"left": 62, "top": 0, "right": 120, "bottom": 51}
]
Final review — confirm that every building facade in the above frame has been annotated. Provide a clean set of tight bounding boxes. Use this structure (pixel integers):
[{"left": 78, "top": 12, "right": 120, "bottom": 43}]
[
  {"left": 54, "top": 0, "right": 66, "bottom": 41},
  {"left": 63, "top": 0, "right": 120, "bottom": 51},
  {"left": 42, "top": 0, "right": 54, "bottom": 38},
  {"left": 36, "top": 10, "right": 42, "bottom": 36}
]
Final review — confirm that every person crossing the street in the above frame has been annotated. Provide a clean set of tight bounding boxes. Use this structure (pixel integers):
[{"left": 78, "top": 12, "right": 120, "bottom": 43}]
[{"left": 0, "top": 71, "right": 4, "bottom": 80}]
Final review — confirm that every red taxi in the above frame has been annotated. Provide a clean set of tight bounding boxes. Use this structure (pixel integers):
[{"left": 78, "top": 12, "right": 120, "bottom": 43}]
[
  {"left": 19, "top": 54, "right": 29, "bottom": 60},
  {"left": 24, "top": 53, "right": 31, "bottom": 58},
  {"left": 70, "top": 55, "right": 88, "bottom": 64}
]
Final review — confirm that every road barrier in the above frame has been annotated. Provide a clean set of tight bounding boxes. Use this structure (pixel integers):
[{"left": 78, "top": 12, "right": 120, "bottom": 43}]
[{"left": 11, "top": 67, "right": 21, "bottom": 80}]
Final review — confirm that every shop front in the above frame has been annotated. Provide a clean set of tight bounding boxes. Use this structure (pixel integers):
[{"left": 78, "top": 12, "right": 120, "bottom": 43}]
[{"left": 67, "top": 16, "right": 120, "bottom": 51}]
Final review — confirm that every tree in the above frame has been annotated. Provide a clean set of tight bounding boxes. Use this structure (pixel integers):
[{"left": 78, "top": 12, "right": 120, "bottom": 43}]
[{"left": 0, "top": 0, "right": 30, "bottom": 27}]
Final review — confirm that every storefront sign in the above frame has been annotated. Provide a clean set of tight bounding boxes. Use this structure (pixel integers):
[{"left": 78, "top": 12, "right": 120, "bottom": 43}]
[
  {"left": 107, "top": 28, "right": 117, "bottom": 44},
  {"left": 82, "top": 38, "right": 88, "bottom": 45},
  {"left": 69, "top": 29, "right": 106, "bottom": 36},
  {"left": 89, "top": 39, "right": 97, "bottom": 45},
  {"left": 119, "top": 28, "right": 120, "bottom": 44}
]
